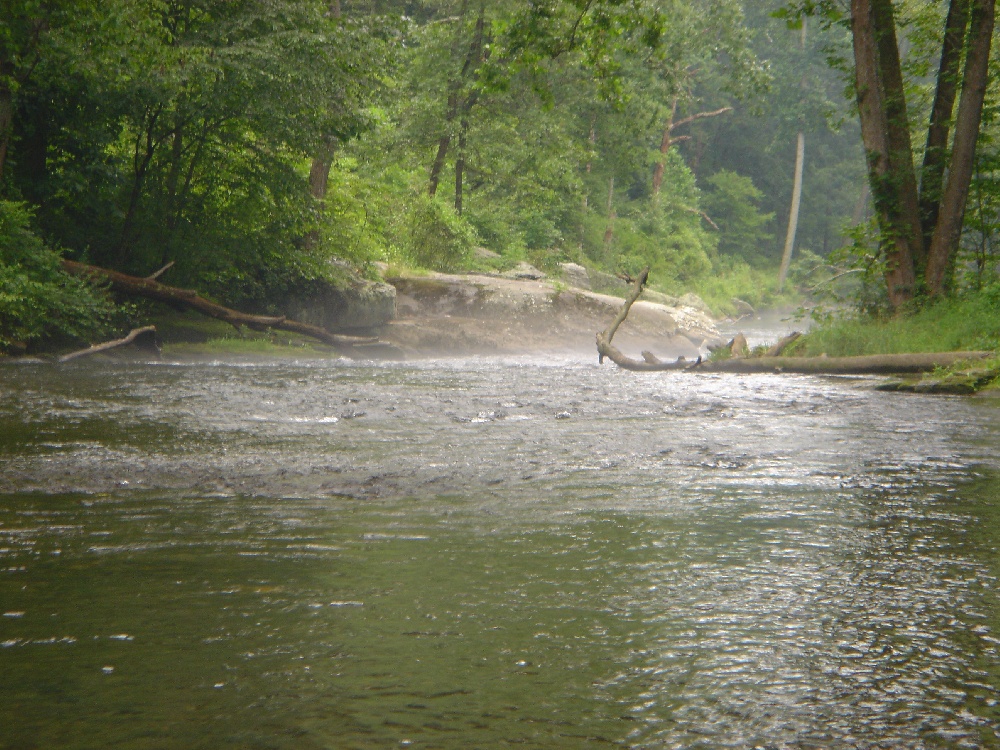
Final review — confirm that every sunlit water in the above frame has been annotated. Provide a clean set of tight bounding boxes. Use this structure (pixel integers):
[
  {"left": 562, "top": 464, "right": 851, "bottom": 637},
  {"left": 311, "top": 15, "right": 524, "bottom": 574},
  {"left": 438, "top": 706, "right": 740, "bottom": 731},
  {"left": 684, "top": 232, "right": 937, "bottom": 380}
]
[{"left": 2, "top": 354, "right": 1000, "bottom": 749}]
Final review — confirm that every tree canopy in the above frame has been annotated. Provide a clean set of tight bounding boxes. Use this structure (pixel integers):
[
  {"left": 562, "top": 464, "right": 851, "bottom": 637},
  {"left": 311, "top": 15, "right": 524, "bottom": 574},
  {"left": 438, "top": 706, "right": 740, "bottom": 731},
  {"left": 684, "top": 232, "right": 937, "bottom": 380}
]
[{"left": 2, "top": 0, "right": 999, "bottom": 350}]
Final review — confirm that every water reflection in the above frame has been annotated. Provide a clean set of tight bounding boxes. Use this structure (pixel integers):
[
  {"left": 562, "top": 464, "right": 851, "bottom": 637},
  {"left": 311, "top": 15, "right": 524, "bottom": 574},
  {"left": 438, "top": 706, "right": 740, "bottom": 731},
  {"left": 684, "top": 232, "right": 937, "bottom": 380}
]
[{"left": 1, "top": 357, "right": 999, "bottom": 748}]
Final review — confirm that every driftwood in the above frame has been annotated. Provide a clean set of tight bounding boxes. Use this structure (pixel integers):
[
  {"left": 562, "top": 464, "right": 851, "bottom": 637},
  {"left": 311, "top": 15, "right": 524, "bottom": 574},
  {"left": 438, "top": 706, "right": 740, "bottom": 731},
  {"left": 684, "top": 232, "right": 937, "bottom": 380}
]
[
  {"left": 62, "top": 260, "right": 378, "bottom": 350},
  {"left": 596, "top": 267, "right": 698, "bottom": 371},
  {"left": 597, "top": 268, "right": 994, "bottom": 375},
  {"left": 696, "top": 351, "right": 993, "bottom": 375},
  {"left": 58, "top": 326, "right": 160, "bottom": 363}
]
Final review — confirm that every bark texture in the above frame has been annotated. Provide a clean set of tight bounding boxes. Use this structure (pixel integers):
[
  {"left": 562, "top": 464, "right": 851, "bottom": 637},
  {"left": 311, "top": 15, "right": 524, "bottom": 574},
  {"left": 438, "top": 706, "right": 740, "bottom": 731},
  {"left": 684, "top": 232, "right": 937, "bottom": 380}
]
[
  {"left": 919, "top": 0, "right": 970, "bottom": 249},
  {"left": 851, "top": 0, "right": 917, "bottom": 308}
]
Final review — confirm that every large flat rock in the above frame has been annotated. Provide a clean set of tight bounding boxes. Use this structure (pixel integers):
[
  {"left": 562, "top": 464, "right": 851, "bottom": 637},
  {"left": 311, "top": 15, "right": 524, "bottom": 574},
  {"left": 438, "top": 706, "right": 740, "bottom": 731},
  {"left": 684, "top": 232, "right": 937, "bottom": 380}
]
[{"left": 384, "top": 272, "right": 722, "bottom": 357}]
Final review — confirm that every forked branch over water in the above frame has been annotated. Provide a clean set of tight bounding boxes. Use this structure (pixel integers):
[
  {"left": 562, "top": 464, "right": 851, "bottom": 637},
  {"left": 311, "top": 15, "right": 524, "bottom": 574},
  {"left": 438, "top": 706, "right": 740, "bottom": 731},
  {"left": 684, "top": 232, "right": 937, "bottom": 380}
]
[{"left": 596, "top": 267, "right": 695, "bottom": 371}]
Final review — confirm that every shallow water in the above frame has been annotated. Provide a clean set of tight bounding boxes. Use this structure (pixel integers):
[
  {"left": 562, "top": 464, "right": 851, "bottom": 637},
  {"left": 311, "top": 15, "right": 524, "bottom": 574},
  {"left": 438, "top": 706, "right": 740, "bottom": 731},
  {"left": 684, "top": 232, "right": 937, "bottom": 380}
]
[{"left": 2, "top": 355, "right": 1000, "bottom": 748}]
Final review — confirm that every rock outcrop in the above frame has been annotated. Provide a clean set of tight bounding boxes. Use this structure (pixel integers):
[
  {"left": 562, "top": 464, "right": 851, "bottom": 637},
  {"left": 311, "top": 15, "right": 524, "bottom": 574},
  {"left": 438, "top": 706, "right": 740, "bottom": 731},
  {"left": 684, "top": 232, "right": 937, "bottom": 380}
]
[
  {"left": 383, "top": 271, "right": 722, "bottom": 357},
  {"left": 276, "top": 268, "right": 396, "bottom": 334}
]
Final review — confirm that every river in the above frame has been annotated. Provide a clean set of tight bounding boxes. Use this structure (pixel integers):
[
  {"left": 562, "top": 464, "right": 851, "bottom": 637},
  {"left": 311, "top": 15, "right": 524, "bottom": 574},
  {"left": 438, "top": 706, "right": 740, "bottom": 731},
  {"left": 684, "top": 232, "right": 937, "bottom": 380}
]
[{"left": 2, "top": 354, "right": 999, "bottom": 748}]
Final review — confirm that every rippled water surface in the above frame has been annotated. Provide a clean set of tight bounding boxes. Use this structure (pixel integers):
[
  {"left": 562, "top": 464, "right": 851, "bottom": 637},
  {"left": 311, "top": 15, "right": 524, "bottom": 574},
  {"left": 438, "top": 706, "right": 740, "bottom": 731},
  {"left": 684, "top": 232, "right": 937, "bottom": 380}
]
[{"left": 2, "top": 355, "right": 1000, "bottom": 749}]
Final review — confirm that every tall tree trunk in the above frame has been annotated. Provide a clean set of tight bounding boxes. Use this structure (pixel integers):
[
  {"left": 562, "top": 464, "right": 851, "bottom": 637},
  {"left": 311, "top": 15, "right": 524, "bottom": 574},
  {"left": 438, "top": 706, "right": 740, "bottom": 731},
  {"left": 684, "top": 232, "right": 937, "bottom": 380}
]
[
  {"left": 778, "top": 20, "right": 807, "bottom": 292},
  {"left": 428, "top": 114, "right": 454, "bottom": 198},
  {"left": 164, "top": 124, "right": 184, "bottom": 232},
  {"left": 603, "top": 177, "right": 615, "bottom": 258},
  {"left": 925, "top": 0, "right": 996, "bottom": 295},
  {"left": 651, "top": 100, "right": 677, "bottom": 198},
  {"left": 117, "top": 106, "right": 163, "bottom": 268},
  {"left": 778, "top": 132, "right": 805, "bottom": 291},
  {"left": 0, "top": 76, "right": 13, "bottom": 184},
  {"left": 309, "top": 136, "right": 336, "bottom": 201},
  {"left": 304, "top": 135, "right": 337, "bottom": 251},
  {"left": 851, "top": 0, "right": 916, "bottom": 309},
  {"left": 919, "top": 0, "right": 970, "bottom": 251},
  {"left": 427, "top": 0, "right": 471, "bottom": 198},
  {"left": 583, "top": 120, "right": 595, "bottom": 208},
  {"left": 455, "top": 120, "right": 467, "bottom": 214},
  {"left": 872, "top": 0, "right": 925, "bottom": 271}
]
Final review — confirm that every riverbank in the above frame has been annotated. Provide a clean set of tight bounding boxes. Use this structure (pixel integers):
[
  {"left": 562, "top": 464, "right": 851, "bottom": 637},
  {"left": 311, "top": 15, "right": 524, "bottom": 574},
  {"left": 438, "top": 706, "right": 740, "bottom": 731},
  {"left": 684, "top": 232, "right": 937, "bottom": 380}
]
[{"left": 59, "top": 270, "right": 725, "bottom": 362}]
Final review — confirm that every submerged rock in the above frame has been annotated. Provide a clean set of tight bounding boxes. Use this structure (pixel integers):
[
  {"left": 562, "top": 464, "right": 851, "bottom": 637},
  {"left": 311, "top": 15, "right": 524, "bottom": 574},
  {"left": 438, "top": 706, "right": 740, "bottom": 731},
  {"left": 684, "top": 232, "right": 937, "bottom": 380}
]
[{"left": 877, "top": 367, "right": 999, "bottom": 394}]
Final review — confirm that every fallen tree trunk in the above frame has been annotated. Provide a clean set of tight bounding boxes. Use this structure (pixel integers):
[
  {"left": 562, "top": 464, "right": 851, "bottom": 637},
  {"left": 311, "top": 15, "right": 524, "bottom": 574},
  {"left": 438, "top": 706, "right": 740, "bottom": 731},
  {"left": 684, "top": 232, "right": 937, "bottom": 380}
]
[
  {"left": 695, "top": 351, "right": 993, "bottom": 375},
  {"left": 58, "top": 326, "right": 159, "bottom": 363},
  {"left": 62, "top": 260, "right": 378, "bottom": 350},
  {"left": 596, "top": 268, "right": 993, "bottom": 375}
]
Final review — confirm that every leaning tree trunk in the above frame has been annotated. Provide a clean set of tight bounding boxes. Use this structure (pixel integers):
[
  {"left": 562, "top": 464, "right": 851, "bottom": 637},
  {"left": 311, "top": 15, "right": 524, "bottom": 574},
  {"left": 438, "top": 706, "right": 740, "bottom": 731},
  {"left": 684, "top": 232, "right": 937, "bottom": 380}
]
[
  {"left": 778, "top": 19, "right": 808, "bottom": 292},
  {"left": 61, "top": 260, "right": 378, "bottom": 349},
  {"left": 778, "top": 132, "right": 805, "bottom": 291},
  {"left": 919, "top": 0, "right": 970, "bottom": 252}
]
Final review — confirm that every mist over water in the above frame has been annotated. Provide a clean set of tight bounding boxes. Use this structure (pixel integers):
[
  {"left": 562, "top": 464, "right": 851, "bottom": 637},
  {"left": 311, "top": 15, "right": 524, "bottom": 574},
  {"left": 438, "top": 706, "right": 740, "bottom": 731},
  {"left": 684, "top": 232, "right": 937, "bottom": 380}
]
[{"left": 2, "top": 354, "right": 1000, "bottom": 748}]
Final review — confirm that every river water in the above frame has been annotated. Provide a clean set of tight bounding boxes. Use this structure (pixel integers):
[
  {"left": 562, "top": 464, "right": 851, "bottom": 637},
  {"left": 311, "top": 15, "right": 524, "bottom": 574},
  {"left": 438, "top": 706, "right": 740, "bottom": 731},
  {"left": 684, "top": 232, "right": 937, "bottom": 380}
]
[{"left": 2, "top": 354, "right": 1000, "bottom": 749}]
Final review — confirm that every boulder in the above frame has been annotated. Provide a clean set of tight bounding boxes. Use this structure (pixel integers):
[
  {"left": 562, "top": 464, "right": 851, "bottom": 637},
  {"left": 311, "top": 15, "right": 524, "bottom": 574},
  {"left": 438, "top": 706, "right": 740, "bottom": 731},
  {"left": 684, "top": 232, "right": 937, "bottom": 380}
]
[
  {"left": 559, "top": 262, "right": 591, "bottom": 289},
  {"left": 588, "top": 270, "right": 629, "bottom": 294},
  {"left": 641, "top": 289, "right": 681, "bottom": 307},
  {"left": 731, "top": 297, "right": 756, "bottom": 318},
  {"left": 679, "top": 292, "right": 714, "bottom": 317},
  {"left": 502, "top": 262, "right": 546, "bottom": 280}
]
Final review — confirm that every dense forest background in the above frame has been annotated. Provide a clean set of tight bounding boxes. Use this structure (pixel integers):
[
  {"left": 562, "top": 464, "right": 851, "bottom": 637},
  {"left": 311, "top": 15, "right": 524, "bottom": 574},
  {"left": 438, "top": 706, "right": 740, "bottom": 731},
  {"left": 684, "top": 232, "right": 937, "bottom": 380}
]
[{"left": 2, "top": 0, "right": 998, "bottom": 350}]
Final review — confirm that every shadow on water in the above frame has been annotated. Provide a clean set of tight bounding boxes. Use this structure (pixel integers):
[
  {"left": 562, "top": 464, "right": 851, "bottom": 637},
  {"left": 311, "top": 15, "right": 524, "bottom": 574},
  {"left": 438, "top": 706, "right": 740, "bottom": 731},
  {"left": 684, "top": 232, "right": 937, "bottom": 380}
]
[{"left": 1, "top": 355, "right": 1000, "bottom": 748}]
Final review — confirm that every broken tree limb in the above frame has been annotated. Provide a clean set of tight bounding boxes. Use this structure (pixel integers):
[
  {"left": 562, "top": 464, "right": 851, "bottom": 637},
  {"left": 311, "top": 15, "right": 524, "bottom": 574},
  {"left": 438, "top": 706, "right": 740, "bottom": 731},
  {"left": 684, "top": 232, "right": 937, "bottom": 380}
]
[
  {"left": 765, "top": 331, "right": 801, "bottom": 357},
  {"left": 58, "top": 326, "right": 159, "bottom": 363},
  {"left": 596, "top": 267, "right": 692, "bottom": 371},
  {"left": 61, "top": 260, "right": 378, "bottom": 349},
  {"left": 146, "top": 261, "right": 174, "bottom": 281}
]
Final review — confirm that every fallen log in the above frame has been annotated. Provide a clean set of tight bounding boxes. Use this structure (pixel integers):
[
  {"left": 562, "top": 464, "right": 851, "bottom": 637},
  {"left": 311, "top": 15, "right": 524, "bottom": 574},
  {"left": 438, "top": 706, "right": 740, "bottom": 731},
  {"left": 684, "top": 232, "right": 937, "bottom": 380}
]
[
  {"left": 58, "top": 326, "right": 160, "bottom": 363},
  {"left": 694, "top": 351, "right": 993, "bottom": 375},
  {"left": 596, "top": 269, "right": 994, "bottom": 376},
  {"left": 62, "top": 260, "right": 378, "bottom": 350}
]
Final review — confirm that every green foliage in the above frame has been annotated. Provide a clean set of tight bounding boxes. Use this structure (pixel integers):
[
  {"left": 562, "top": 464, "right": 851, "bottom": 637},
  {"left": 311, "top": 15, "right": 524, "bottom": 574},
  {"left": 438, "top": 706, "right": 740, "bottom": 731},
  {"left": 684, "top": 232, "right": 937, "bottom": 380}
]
[
  {"left": 795, "top": 284, "right": 1000, "bottom": 357},
  {"left": 0, "top": 201, "right": 115, "bottom": 350},
  {"left": 0, "top": 0, "right": 889, "bottom": 331},
  {"left": 701, "top": 170, "right": 774, "bottom": 259},
  {"left": 404, "top": 194, "right": 478, "bottom": 272}
]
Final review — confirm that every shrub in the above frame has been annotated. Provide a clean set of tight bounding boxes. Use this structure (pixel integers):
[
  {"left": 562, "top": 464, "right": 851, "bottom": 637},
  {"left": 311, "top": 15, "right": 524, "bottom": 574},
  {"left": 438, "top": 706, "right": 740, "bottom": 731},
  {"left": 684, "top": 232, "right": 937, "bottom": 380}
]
[
  {"left": 0, "top": 201, "right": 116, "bottom": 351},
  {"left": 404, "top": 194, "right": 478, "bottom": 271}
]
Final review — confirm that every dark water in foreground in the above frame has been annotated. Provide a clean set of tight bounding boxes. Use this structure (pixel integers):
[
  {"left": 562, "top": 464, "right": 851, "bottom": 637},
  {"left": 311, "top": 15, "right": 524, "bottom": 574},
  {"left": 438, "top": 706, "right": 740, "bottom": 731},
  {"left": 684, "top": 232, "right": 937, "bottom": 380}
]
[{"left": 2, "top": 355, "right": 1000, "bottom": 749}]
